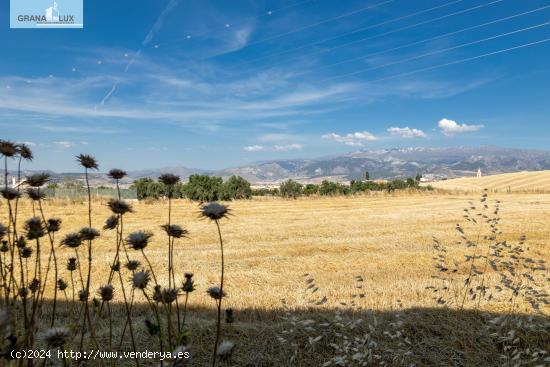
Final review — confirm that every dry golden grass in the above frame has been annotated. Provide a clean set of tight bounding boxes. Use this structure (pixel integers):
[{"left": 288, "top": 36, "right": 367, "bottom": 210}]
[
  {"left": 4, "top": 192, "right": 549, "bottom": 313},
  {"left": 2, "top": 192, "right": 549, "bottom": 365},
  {"left": 427, "top": 170, "right": 550, "bottom": 193}
]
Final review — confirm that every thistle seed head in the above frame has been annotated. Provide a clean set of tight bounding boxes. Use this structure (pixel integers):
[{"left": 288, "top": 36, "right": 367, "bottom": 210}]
[
  {"left": 18, "top": 287, "right": 29, "bottom": 298},
  {"left": 61, "top": 233, "right": 82, "bottom": 249},
  {"left": 182, "top": 274, "right": 195, "bottom": 293},
  {"left": 107, "top": 199, "right": 133, "bottom": 215},
  {"left": 0, "top": 223, "right": 6, "bottom": 240},
  {"left": 16, "top": 236, "right": 26, "bottom": 248},
  {"left": 47, "top": 218, "right": 62, "bottom": 233},
  {"left": 0, "top": 140, "right": 17, "bottom": 157},
  {"left": 216, "top": 340, "right": 235, "bottom": 361},
  {"left": 159, "top": 173, "right": 180, "bottom": 186},
  {"left": 21, "top": 246, "right": 33, "bottom": 258},
  {"left": 57, "top": 279, "right": 68, "bottom": 291},
  {"left": 0, "top": 240, "right": 8, "bottom": 253},
  {"left": 207, "top": 286, "right": 226, "bottom": 300},
  {"left": 144, "top": 319, "right": 160, "bottom": 336},
  {"left": 78, "top": 289, "right": 89, "bottom": 302},
  {"left": 99, "top": 284, "right": 114, "bottom": 302},
  {"left": 24, "top": 217, "right": 45, "bottom": 240},
  {"left": 103, "top": 215, "right": 118, "bottom": 230},
  {"left": 108, "top": 168, "right": 127, "bottom": 180},
  {"left": 43, "top": 327, "right": 69, "bottom": 348},
  {"left": 17, "top": 143, "right": 33, "bottom": 161},
  {"left": 26, "top": 188, "right": 46, "bottom": 201},
  {"left": 79, "top": 227, "right": 100, "bottom": 241},
  {"left": 161, "top": 224, "right": 188, "bottom": 239},
  {"left": 127, "top": 231, "right": 153, "bottom": 250},
  {"left": 76, "top": 154, "right": 98, "bottom": 170},
  {"left": 1, "top": 188, "right": 22, "bottom": 201},
  {"left": 67, "top": 257, "right": 77, "bottom": 271},
  {"left": 125, "top": 260, "right": 140, "bottom": 271},
  {"left": 201, "top": 202, "right": 229, "bottom": 221},
  {"left": 111, "top": 261, "right": 120, "bottom": 272},
  {"left": 152, "top": 285, "right": 162, "bottom": 303},
  {"left": 131, "top": 271, "right": 150, "bottom": 289},
  {"left": 29, "top": 278, "right": 40, "bottom": 293},
  {"left": 25, "top": 173, "right": 50, "bottom": 187},
  {"left": 161, "top": 287, "right": 179, "bottom": 304}
]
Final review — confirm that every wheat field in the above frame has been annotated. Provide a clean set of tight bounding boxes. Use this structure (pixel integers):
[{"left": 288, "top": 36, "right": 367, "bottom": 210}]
[
  {"left": 427, "top": 170, "right": 550, "bottom": 192},
  {"left": 2, "top": 190, "right": 550, "bottom": 365}
]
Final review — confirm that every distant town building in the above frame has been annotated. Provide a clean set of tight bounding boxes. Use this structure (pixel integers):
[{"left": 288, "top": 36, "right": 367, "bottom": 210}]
[{"left": 477, "top": 168, "right": 482, "bottom": 178}]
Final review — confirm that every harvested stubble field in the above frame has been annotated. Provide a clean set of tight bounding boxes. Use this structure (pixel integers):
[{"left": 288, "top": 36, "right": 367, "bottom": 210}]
[
  {"left": 3, "top": 191, "right": 550, "bottom": 366},
  {"left": 427, "top": 170, "right": 550, "bottom": 193}
]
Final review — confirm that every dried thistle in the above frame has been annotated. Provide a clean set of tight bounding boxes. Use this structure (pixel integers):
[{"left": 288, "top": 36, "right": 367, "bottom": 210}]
[
  {"left": 127, "top": 231, "right": 153, "bottom": 250},
  {"left": 17, "top": 143, "right": 33, "bottom": 160},
  {"left": 0, "top": 140, "right": 17, "bottom": 157},
  {"left": 161, "top": 224, "right": 188, "bottom": 238},
  {"left": 107, "top": 199, "right": 133, "bottom": 215},
  {"left": 207, "top": 286, "right": 226, "bottom": 300},
  {"left": 131, "top": 271, "right": 150, "bottom": 289},
  {"left": 161, "top": 287, "right": 179, "bottom": 304},
  {"left": 47, "top": 218, "right": 62, "bottom": 232},
  {"left": 21, "top": 246, "right": 33, "bottom": 258},
  {"left": 79, "top": 227, "right": 100, "bottom": 241},
  {"left": 60, "top": 233, "right": 82, "bottom": 248},
  {"left": 103, "top": 215, "right": 118, "bottom": 230},
  {"left": 78, "top": 289, "right": 89, "bottom": 302},
  {"left": 159, "top": 173, "right": 180, "bottom": 186},
  {"left": 25, "top": 173, "right": 50, "bottom": 187},
  {"left": 76, "top": 154, "right": 98, "bottom": 169},
  {"left": 182, "top": 273, "right": 195, "bottom": 293},
  {"left": 99, "top": 284, "right": 115, "bottom": 302},
  {"left": 26, "top": 188, "right": 46, "bottom": 201},
  {"left": 66, "top": 257, "right": 77, "bottom": 271},
  {"left": 201, "top": 202, "right": 229, "bottom": 221},
  {"left": 57, "top": 279, "right": 68, "bottom": 291},
  {"left": 108, "top": 168, "right": 127, "bottom": 180},
  {"left": 24, "top": 217, "right": 45, "bottom": 240},
  {"left": 125, "top": 260, "right": 140, "bottom": 271},
  {"left": 216, "top": 340, "right": 235, "bottom": 361},
  {"left": 1, "top": 188, "right": 22, "bottom": 201}
]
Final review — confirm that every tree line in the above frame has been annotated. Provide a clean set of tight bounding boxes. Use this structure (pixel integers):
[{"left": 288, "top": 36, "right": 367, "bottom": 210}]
[{"left": 132, "top": 172, "right": 432, "bottom": 201}]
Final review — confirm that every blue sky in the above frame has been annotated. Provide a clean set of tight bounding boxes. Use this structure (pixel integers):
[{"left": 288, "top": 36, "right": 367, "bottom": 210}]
[{"left": 1, "top": 0, "right": 549, "bottom": 171}]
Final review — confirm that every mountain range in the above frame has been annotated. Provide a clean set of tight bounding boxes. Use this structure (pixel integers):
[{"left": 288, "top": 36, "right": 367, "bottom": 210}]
[{"left": 4, "top": 146, "right": 550, "bottom": 186}]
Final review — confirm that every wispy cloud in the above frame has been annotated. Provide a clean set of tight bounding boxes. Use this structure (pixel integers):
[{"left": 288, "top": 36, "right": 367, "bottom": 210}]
[
  {"left": 54, "top": 141, "right": 73, "bottom": 149},
  {"left": 322, "top": 131, "right": 377, "bottom": 146},
  {"left": 388, "top": 126, "right": 426, "bottom": 138},
  {"left": 243, "top": 143, "right": 302, "bottom": 152},
  {"left": 243, "top": 145, "right": 264, "bottom": 152},
  {"left": 438, "top": 118, "right": 484, "bottom": 136}
]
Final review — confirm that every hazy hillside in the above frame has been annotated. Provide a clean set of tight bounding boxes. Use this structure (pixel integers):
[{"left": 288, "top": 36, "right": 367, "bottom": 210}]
[
  {"left": 4, "top": 146, "right": 550, "bottom": 186},
  {"left": 428, "top": 171, "right": 550, "bottom": 192}
]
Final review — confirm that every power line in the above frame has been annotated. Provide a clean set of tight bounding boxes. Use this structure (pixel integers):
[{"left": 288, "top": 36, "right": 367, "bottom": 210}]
[
  {"left": 239, "top": 0, "right": 469, "bottom": 66},
  {"left": 320, "top": 37, "right": 550, "bottom": 83},
  {"left": 322, "top": 21, "right": 550, "bottom": 81},
  {"left": 293, "top": 5, "right": 550, "bottom": 77},
  {"left": 244, "top": 0, "right": 505, "bottom": 73}
]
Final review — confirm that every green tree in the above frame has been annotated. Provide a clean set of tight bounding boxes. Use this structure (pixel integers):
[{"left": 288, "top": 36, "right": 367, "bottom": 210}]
[
  {"left": 279, "top": 179, "right": 303, "bottom": 199},
  {"left": 183, "top": 174, "right": 223, "bottom": 202},
  {"left": 302, "top": 184, "right": 319, "bottom": 196},
  {"left": 131, "top": 178, "right": 155, "bottom": 200},
  {"left": 365, "top": 171, "right": 370, "bottom": 181},
  {"left": 222, "top": 176, "right": 252, "bottom": 200}
]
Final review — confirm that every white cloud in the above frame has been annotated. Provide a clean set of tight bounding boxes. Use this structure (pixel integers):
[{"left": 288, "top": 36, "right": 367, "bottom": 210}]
[
  {"left": 244, "top": 144, "right": 302, "bottom": 152},
  {"left": 54, "top": 141, "right": 73, "bottom": 149},
  {"left": 322, "top": 131, "right": 377, "bottom": 146},
  {"left": 388, "top": 127, "right": 426, "bottom": 139},
  {"left": 273, "top": 143, "right": 302, "bottom": 151},
  {"left": 243, "top": 145, "right": 264, "bottom": 152},
  {"left": 438, "top": 118, "right": 484, "bottom": 136}
]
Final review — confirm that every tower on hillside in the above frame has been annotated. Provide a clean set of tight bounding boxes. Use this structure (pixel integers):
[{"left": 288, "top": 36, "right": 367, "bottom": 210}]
[{"left": 476, "top": 168, "right": 482, "bottom": 178}]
